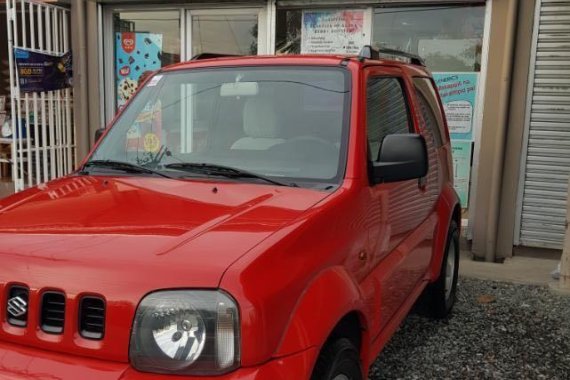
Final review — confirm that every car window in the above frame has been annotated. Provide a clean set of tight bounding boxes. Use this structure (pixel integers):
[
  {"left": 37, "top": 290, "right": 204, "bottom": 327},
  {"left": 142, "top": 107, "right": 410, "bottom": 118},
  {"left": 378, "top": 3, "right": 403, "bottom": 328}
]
[
  {"left": 415, "top": 90, "right": 444, "bottom": 148},
  {"left": 366, "top": 77, "right": 411, "bottom": 161},
  {"left": 413, "top": 77, "right": 446, "bottom": 147},
  {"left": 91, "top": 67, "right": 350, "bottom": 186}
]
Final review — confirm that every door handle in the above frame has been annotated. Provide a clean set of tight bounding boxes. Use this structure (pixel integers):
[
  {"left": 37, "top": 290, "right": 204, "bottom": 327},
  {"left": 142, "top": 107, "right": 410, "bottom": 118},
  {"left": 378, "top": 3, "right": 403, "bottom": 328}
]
[{"left": 418, "top": 176, "right": 427, "bottom": 190}]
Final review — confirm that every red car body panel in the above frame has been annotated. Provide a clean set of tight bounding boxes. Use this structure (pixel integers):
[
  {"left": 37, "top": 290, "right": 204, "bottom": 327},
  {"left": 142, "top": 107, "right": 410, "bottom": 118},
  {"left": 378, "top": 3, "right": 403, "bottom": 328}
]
[
  {"left": 0, "top": 55, "right": 460, "bottom": 379},
  {"left": 0, "top": 176, "right": 329, "bottom": 363},
  {"left": 0, "top": 340, "right": 318, "bottom": 379}
]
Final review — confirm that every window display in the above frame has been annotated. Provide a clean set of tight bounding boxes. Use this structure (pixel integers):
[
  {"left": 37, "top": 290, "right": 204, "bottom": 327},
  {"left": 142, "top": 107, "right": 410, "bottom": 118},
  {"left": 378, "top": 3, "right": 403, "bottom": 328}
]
[
  {"left": 191, "top": 14, "right": 258, "bottom": 56},
  {"left": 113, "top": 11, "right": 181, "bottom": 109},
  {"left": 372, "top": 6, "right": 485, "bottom": 72}
]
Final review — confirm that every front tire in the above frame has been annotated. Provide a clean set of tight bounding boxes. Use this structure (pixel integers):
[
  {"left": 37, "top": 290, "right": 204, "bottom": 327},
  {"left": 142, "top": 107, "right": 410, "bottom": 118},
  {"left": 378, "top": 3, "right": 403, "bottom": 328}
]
[
  {"left": 311, "top": 338, "right": 362, "bottom": 380},
  {"left": 425, "top": 220, "right": 460, "bottom": 319}
]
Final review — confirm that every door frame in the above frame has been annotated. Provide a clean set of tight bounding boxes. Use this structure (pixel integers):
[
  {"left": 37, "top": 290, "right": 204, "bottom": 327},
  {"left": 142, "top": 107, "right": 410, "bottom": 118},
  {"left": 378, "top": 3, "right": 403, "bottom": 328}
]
[{"left": 101, "top": 2, "right": 273, "bottom": 124}]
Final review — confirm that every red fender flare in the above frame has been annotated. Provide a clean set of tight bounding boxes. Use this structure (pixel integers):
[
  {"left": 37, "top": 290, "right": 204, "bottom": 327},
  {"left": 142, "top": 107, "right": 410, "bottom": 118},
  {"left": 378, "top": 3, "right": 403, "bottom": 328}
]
[{"left": 274, "top": 266, "right": 369, "bottom": 365}]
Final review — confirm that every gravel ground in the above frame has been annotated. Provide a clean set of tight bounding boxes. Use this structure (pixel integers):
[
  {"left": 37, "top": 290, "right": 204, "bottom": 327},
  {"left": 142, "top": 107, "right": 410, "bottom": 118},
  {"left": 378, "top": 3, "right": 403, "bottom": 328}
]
[{"left": 369, "top": 278, "right": 570, "bottom": 380}]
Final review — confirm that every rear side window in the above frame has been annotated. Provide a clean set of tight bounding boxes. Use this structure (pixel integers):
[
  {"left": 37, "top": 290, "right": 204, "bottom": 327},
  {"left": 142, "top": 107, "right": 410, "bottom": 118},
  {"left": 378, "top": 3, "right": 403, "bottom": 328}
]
[
  {"left": 366, "top": 77, "right": 410, "bottom": 161},
  {"left": 413, "top": 78, "right": 446, "bottom": 147}
]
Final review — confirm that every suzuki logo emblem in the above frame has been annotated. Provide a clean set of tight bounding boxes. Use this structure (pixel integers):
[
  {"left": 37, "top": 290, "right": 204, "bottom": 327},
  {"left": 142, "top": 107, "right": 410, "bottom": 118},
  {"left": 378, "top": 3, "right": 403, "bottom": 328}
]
[{"left": 7, "top": 296, "right": 27, "bottom": 318}]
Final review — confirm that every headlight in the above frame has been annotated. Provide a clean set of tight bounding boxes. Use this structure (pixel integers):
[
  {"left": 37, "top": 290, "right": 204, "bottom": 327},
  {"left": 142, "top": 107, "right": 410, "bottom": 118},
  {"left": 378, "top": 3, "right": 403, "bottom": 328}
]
[{"left": 130, "top": 290, "right": 240, "bottom": 375}]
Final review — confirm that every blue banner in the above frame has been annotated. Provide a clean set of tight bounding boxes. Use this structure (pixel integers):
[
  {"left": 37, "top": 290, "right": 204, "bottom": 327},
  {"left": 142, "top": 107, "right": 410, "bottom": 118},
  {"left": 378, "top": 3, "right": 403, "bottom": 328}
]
[{"left": 14, "top": 48, "right": 72, "bottom": 93}]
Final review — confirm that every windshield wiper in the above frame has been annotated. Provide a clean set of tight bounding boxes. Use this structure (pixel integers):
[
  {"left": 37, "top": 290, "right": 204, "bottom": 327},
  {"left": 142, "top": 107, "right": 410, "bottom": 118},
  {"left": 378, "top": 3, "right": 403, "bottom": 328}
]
[
  {"left": 81, "top": 160, "right": 176, "bottom": 179},
  {"left": 164, "top": 163, "right": 296, "bottom": 187}
]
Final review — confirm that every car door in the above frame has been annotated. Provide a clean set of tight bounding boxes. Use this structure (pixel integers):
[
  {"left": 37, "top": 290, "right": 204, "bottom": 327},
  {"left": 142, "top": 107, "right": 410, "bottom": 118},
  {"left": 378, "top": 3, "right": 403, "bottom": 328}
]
[{"left": 364, "top": 68, "right": 435, "bottom": 331}]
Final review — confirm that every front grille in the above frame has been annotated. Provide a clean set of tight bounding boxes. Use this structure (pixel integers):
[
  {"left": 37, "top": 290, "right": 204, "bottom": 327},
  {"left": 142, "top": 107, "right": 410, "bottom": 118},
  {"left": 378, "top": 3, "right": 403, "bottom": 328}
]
[
  {"left": 3, "top": 285, "right": 107, "bottom": 342},
  {"left": 7, "top": 286, "right": 29, "bottom": 327},
  {"left": 79, "top": 297, "right": 106, "bottom": 340},
  {"left": 40, "top": 292, "right": 66, "bottom": 334}
]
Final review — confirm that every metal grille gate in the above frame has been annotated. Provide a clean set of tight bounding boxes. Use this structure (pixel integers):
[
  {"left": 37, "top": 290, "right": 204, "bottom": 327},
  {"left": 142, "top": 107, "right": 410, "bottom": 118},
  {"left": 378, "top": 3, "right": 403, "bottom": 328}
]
[
  {"left": 5, "top": 0, "right": 75, "bottom": 192},
  {"left": 516, "top": 0, "right": 570, "bottom": 250}
]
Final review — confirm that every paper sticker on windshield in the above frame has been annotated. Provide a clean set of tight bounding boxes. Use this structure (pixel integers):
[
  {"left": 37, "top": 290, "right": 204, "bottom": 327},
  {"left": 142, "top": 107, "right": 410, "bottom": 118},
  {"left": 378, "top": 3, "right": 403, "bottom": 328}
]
[
  {"left": 144, "top": 132, "right": 161, "bottom": 153},
  {"left": 147, "top": 75, "right": 163, "bottom": 87},
  {"left": 126, "top": 124, "right": 141, "bottom": 140}
]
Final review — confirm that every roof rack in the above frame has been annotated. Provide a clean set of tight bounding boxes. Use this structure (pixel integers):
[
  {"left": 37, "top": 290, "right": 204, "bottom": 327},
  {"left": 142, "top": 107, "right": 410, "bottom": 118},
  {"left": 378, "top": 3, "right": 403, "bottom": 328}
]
[
  {"left": 358, "top": 45, "right": 426, "bottom": 67},
  {"left": 191, "top": 53, "right": 240, "bottom": 61}
]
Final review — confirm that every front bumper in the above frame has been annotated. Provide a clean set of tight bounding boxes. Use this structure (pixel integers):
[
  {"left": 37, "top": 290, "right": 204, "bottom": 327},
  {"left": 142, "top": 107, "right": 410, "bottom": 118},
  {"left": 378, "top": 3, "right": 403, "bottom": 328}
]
[{"left": 0, "top": 341, "right": 317, "bottom": 380}]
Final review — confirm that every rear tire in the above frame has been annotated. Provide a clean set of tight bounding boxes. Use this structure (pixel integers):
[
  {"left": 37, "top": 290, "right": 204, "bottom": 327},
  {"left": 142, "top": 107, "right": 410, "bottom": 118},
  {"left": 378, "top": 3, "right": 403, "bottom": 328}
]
[
  {"left": 311, "top": 338, "right": 362, "bottom": 380},
  {"left": 425, "top": 220, "right": 460, "bottom": 319}
]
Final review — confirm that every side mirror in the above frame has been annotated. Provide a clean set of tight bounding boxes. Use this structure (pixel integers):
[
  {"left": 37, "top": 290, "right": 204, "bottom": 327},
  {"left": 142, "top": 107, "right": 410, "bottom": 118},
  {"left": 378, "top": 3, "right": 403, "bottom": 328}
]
[
  {"left": 371, "top": 134, "right": 428, "bottom": 184},
  {"left": 94, "top": 128, "right": 105, "bottom": 143}
]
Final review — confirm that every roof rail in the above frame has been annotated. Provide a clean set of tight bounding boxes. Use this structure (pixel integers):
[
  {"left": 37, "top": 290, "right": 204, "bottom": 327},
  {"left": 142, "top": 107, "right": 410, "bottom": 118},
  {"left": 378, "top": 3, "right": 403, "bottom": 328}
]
[
  {"left": 191, "top": 53, "right": 241, "bottom": 61},
  {"left": 358, "top": 45, "right": 426, "bottom": 67}
]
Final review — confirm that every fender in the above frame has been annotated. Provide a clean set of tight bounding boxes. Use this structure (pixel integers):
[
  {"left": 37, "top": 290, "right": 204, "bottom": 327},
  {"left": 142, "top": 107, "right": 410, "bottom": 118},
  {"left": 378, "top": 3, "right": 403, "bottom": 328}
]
[
  {"left": 428, "top": 184, "right": 460, "bottom": 282},
  {"left": 274, "top": 266, "right": 369, "bottom": 359}
]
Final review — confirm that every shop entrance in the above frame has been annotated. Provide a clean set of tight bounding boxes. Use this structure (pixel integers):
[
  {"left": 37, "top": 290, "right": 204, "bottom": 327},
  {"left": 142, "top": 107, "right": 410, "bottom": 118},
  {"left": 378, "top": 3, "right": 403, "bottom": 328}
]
[
  {"left": 4, "top": 0, "right": 75, "bottom": 193},
  {"left": 105, "top": 5, "right": 269, "bottom": 122}
]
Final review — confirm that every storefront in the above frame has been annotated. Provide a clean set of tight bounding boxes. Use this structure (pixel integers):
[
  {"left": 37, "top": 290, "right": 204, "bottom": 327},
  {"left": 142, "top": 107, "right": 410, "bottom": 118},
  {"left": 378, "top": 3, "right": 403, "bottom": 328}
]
[
  {"left": 100, "top": 1, "right": 275, "bottom": 119},
  {"left": 96, "top": 0, "right": 488, "bottom": 232},
  {"left": 9, "top": 0, "right": 558, "bottom": 261},
  {"left": 274, "top": 2, "right": 487, "bottom": 223}
]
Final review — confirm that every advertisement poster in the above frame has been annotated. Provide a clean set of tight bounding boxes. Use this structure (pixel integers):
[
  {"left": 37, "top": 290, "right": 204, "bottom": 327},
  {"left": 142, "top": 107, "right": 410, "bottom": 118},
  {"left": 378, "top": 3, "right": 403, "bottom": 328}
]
[
  {"left": 301, "top": 10, "right": 370, "bottom": 55},
  {"left": 432, "top": 72, "right": 479, "bottom": 141},
  {"left": 14, "top": 48, "right": 72, "bottom": 93},
  {"left": 116, "top": 32, "right": 163, "bottom": 109},
  {"left": 451, "top": 141, "right": 473, "bottom": 208}
]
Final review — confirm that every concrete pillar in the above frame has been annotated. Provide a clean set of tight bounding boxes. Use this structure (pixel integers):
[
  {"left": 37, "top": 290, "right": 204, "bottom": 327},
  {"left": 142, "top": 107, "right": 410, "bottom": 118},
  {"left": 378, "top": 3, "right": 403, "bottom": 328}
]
[
  {"left": 71, "top": 0, "right": 90, "bottom": 164},
  {"left": 471, "top": 0, "right": 519, "bottom": 262},
  {"left": 495, "top": 0, "right": 537, "bottom": 260},
  {"left": 71, "top": 0, "right": 103, "bottom": 165},
  {"left": 86, "top": 0, "right": 103, "bottom": 149}
]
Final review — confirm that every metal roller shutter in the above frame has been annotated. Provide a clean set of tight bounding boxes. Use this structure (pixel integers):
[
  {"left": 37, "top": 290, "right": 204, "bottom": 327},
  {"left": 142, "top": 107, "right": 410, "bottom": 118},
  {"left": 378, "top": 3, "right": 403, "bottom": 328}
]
[{"left": 517, "top": 0, "right": 570, "bottom": 249}]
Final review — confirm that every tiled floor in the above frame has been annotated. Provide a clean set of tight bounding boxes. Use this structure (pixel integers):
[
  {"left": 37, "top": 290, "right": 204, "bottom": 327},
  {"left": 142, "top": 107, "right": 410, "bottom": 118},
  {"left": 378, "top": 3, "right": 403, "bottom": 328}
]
[{"left": 460, "top": 250, "right": 561, "bottom": 287}]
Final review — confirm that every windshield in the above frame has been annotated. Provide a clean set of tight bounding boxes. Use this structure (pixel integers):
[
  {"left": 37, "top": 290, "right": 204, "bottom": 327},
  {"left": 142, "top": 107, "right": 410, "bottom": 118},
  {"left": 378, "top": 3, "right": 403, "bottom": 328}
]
[{"left": 90, "top": 66, "right": 350, "bottom": 187}]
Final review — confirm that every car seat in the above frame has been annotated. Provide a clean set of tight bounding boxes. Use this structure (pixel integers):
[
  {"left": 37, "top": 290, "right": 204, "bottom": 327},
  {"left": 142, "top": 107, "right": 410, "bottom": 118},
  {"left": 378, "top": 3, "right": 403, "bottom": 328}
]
[{"left": 231, "top": 97, "right": 285, "bottom": 150}]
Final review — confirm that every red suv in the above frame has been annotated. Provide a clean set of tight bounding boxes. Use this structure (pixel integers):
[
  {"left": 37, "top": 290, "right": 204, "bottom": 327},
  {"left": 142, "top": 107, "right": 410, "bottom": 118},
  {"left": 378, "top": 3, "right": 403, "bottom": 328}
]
[{"left": 0, "top": 47, "right": 460, "bottom": 379}]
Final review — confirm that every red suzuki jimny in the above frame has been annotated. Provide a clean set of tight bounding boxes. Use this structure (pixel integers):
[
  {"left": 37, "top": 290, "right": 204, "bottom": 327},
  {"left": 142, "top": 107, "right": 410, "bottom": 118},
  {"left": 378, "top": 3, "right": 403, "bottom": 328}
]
[{"left": 0, "top": 46, "right": 460, "bottom": 379}]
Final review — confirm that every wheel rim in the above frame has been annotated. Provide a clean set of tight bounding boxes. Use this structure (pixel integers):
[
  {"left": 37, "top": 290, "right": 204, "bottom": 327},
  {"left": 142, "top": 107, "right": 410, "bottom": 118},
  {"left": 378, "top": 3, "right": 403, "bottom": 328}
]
[
  {"left": 332, "top": 375, "right": 350, "bottom": 380},
  {"left": 444, "top": 241, "right": 456, "bottom": 301}
]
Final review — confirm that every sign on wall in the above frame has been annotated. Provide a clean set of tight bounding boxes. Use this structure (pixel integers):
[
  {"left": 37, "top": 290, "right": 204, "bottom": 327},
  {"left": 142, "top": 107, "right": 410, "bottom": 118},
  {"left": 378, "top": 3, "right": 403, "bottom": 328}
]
[
  {"left": 14, "top": 48, "right": 72, "bottom": 93},
  {"left": 432, "top": 72, "right": 479, "bottom": 141},
  {"left": 433, "top": 72, "right": 479, "bottom": 208},
  {"left": 301, "top": 9, "right": 371, "bottom": 55},
  {"left": 451, "top": 140, "right": 473, "bottom": 207},
  {"left": 115, "top": 32, "right": 163, "bottom": 109}
]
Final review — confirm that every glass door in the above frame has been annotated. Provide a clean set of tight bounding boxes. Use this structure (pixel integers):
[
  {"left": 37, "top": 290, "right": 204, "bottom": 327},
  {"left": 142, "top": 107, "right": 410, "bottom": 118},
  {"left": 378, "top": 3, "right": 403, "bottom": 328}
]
[
  {"left": 104, "top": 6, "right": 270, "bottom": 123},
  {"left": 187, "top": 8, "right": 268, "bottom": 58}
]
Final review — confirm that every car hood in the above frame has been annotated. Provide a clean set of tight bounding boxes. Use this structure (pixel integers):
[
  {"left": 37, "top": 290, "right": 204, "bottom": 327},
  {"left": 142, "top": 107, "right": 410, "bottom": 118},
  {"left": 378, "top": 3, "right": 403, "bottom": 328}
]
[
  {"left": 0, "top": 175, "right": 331, "bottom": 361},
  {"left": 0, "top": 175, "right": 330, "bottom": 291}
]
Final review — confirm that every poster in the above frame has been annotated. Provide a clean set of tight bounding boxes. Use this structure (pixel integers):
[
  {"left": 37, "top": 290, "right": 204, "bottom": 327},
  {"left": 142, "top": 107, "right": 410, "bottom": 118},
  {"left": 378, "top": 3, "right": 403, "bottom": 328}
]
[
  {"left": 115, "top": 32, "right": 163, "bottom": 109},
  {"left": 14, "top": 48, "right": 72, "bottom": 93},
  {"left": 301, "top": 10, "right": 370, "bottom": 55},
  {"left": 432, "top": 72, "right": 479, "bottom": 141},
  {"left": 451, "top": 141, "right": 473, "bottom": 208}
]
